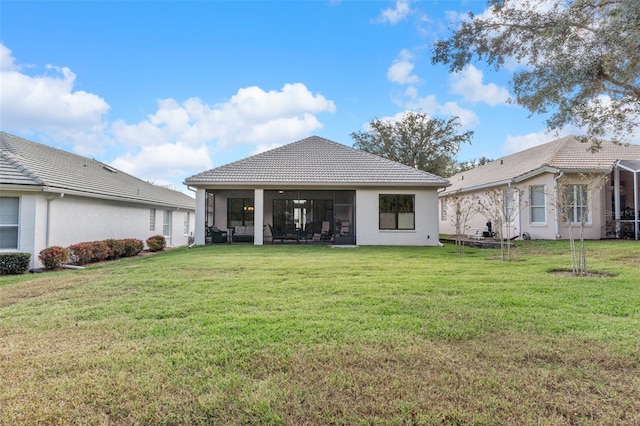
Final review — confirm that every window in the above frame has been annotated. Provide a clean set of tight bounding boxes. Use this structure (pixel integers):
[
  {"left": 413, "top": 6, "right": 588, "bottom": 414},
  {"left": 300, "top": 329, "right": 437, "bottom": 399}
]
[
  {"left": 228, "top": 198, "right": 254, "bottom": 228},
  {"left": 563, "top": 184, "right": 589, "bottom": 223},
  {"left": 149, "top": 208, "right": 156, "bottom": 231},
  {"left": 379, "top": 194, "right": 415, "bottom": 230},
  {"left": 441, "top": 198, "right": 448, "bottom": 221},
  {"left": 504, "top": 188, "right": 515, "bottom": 220},
  {"left": 163, "top": 210, "right": 171, "bottom": 236},
  {"left": 530, "top": 186, "right": 546, "bottom": 223},
  {"left": 183, "top": 212, "right": 190, "bottom": 235},
  {"left": 0, "top": 197, "right": 19, "bottom": 250}
]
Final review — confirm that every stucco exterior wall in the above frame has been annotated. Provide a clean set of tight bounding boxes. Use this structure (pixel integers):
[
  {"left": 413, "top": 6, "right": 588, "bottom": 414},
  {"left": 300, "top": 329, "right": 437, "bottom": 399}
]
[
  {"left": 356, "top": 188, "right": 440, "bottom": 246},
  {"left": 2, "top": 190, "right": 194, "bottom": 269},
  {"left": 48, "top": 195, "right": 194, "bottom": 248},
  {"left": 439, "top": 172, "right": 609, "bottom": 240}
]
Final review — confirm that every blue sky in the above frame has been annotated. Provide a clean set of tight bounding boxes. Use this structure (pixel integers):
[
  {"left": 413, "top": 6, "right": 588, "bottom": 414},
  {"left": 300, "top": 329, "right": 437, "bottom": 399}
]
[{"left": 0, "top": 0, "right": 590, "bottom": 192}]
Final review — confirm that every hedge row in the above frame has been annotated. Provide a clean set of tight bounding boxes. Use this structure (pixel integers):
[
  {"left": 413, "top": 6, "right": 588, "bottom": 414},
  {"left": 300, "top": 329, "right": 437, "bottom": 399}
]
[
  {"left": 38, "top": 238, "right": 145, "bottom": 270},
  {"left": 0, "top": 253, "right": 31, "bottom": 275}
]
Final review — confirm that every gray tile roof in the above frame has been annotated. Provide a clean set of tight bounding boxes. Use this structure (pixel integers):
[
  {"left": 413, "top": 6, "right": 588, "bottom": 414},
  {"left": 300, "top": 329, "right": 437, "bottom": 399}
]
[
  {"left": 1, "top": 132, "right": 195, "bottom": 209},
  {"left": 185, "top": 136, "right": 450, "bottom": 187},
  {"left": 444, "top": 136, "right": 640, "bottom": 194}
]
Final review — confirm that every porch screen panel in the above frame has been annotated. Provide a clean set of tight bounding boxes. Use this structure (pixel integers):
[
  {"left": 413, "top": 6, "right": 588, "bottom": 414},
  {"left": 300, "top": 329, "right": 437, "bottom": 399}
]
[{"left": 228, "top": 198, "right": 254, "bottom": 228}]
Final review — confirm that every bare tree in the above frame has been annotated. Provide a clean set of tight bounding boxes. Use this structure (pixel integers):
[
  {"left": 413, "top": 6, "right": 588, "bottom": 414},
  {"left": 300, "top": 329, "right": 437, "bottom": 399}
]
[
  {"left": 446, "top": 190, "right": 480, "bottom": 253},
  {"left": 557, "top": 173, "right": 608, "bottom": 275},
  {"left": 478, "top": 186, "right": 526, "bottom": 261}
]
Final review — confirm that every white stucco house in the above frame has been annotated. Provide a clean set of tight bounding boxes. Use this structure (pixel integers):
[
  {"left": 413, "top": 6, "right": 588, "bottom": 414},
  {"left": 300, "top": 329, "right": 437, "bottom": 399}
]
[
  {"left": 439, "top": 136, "right": 640, "bottom": 240},
  {"left": 184, "top": 136, "right": 450, "bottom": 246},
  {"left": 0, "top": 132, "right": 196, "bottom": 268}
]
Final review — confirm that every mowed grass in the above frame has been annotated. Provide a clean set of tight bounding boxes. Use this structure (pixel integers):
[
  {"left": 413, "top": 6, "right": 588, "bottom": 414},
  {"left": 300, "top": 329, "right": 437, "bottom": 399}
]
[{"left": 1, "top": 241, "right": 639, "bottom": 425}]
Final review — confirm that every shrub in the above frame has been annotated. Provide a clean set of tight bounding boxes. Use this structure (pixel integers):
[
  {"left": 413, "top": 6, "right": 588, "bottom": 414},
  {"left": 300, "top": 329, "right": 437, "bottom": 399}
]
[
  {"left": 0, "top": 253, "right": 31, "bottom": 275},
  {"left": 68, "top": 241, "right": 111, "bottom": 265},
  {"left": 146, "top": 235, "right": 166, "bottom": 252},
  {"left": 38, "top": 246, "right": 69, "bottom": 270},
  {"left": 105, "top": 239, "right": 126, "bottom": 260},
  {"left": 122, "top": 239, "right": 144, "bottom": 257},
  {"left": 89, "top": 240, "right": 111, "bottom": 263}
]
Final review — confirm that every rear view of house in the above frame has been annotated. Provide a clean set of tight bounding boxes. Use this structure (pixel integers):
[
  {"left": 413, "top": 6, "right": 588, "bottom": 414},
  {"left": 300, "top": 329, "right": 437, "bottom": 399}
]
[
  {"left": 0, "top": 132, "right": 196, "bottom": 268},
  {"left": 439, "top": 136, "right": 640, "bottom": 240},
  {"left": 184, "top": 136, "right": 450, "bottom": 246}
]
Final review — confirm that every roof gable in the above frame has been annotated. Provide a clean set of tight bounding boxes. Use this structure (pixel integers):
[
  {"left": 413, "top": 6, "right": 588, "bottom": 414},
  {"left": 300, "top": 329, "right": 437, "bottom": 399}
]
[
  {"left": 445, "top": 136, "right": 640, "bottom": 194},
  {"left": 0, "top": 132, "right": 195, "bottom": 209},
  {"left": 185, "top": 136, "right": 449, "bottom": 187}
]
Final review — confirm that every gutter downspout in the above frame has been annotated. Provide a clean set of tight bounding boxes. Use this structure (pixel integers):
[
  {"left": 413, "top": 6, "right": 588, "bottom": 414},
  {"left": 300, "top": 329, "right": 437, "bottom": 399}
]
[
  {"left": 614, "top": 162, "right": 621, "bottom": 237},
  {"left": 46, "top": 192, "right": 64, "bottom": 247},
  {"left": 554, "top": 172, "right": 564, "bottom": 239},
  {"left": 634, "top": 169, "right": 639, "bottom": 240}
]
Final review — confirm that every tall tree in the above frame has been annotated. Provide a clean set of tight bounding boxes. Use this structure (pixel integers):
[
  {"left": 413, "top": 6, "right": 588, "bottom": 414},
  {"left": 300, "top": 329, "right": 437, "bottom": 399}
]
[
  {"left": 351, "top": 111, "right": 473, "bottom": 177},
  {"left": 432, "top": 0, "right": 640, "bottom": 148},
  {"left": 454, "top": 156, "right": 494, "bottom": 174}
]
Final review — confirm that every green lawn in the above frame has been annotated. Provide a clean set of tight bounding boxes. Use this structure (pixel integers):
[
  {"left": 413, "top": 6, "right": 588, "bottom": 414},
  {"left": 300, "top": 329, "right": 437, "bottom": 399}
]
[{"left": 1, "top": 241, "right": 639, "bottom": 425}]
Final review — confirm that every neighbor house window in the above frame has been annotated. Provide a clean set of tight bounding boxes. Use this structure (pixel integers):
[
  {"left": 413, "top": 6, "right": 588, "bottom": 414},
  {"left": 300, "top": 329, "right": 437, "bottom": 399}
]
[
  {"left": 530, "top": 186, "right": 546, "bottom": 223},
  {"left": 379, "top": 194, "right": 415, "bottom": 230},
  {"left": 441, "top": 198, "right": 448, "bottom": 221},
  {"left": 563, "top": 184, "right": 589, "bottom": 223},
  {"left": 183, "top": 212, "right": 190, "bottom": 235},
  {"left": 163, "top": 210, "right": 171, "bottom": 236},
  {"left": 228, "top": 198, "right": 254, "bottom": 228},
  {"left": 0, "top": 197, "right": 19, "bottom": 250},
  {"left": 149, "top": 208, "right": 156, "bottom": 231},
  {"left": 504, "top": 188, "right": 515, "bottom": 220}
]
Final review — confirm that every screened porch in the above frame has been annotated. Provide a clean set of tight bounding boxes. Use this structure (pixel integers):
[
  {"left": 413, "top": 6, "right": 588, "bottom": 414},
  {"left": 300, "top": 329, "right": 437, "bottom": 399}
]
[{"left": 203, "top": 189, "right": 356, "bottom": 244}]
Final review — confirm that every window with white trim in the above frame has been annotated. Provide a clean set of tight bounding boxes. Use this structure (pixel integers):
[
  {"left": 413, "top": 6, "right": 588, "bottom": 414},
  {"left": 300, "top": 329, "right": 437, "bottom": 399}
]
[
  {"left": 441, "top": 198, "right": 447, "bottom": 221},
  {"left": 563, "top": 184, "right": 589, "bottom": 223},
  {"left": 504, "top": 188, "right": 515, "bottom": 220},
  {"left": 163, "top": 210, "right": 171, "bottom": 236},
  {"left": 183, "top": 212, "right": 190, "bottom": 235},
  {"left": 0, "top": 197, "right": 19, "bottom": 250},
  {"left": 530, "top": 185, "right": 546, "bottom": 223},
  {"left": 149, "top": 208, "right": 156, "bottom": 231}
]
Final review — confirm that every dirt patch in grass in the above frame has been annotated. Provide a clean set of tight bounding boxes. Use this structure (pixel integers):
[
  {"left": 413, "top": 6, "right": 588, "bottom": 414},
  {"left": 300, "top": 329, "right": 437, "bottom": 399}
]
[{"left": 548, "top": 269, "right": 614, "bottom": 278}]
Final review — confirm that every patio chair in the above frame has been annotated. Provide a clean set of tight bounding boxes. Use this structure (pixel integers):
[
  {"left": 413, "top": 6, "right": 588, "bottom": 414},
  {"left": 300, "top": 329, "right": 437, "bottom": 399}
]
[{"left": 268, "top": 224, "right": 285, "bottom": 243}]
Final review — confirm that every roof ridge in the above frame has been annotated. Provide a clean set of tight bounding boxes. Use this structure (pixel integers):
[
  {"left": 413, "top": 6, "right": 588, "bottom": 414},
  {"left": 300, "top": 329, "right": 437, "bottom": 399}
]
[
  {"left": 0, "top": 149, "right": 45, "bottom": 185},
  {"left": 545, "top": 135, "right": 579, "bottom": 166}
]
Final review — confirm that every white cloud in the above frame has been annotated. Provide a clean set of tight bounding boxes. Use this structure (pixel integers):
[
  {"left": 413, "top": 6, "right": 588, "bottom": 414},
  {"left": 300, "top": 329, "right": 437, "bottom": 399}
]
[
  {"left": 374, "top": 0, "right": 413, "bottom": 24},
  {"left": 449, "top": 65, "right": 509, "bottom": 106},
  {"left": 111, "top": 141, "right": 212, "bottom": 189},
  {"left": 502, "top": 129, "right": 572, "bottom": 154},
  {"left": 0, "top": 44, "right": 339, "bottom": 190},
  {"left": 0, "top": 44, "right": 18, "bottom": 71},
  {"left": 387, "top": 49, "right": 421, "bottom": 85},
  {"left": 0, "top": 43, "right": 110, "bottom": 152},
  {"left": 110, "top": 82, "right": 336, "bottom": 182},
  {"left": 403, "top": 94, "right": 479, "bottom": 128},
  {"left": 112, "top": 83, "right": 336, "bottom": 152},
  {"left": 253, "top": 142, "right": 284, "bottom": 155}
]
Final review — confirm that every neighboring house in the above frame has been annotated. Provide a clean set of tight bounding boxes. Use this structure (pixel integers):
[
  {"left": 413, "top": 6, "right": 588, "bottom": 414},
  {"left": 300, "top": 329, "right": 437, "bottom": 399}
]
[
  {"left": 184, "top": 136, "right": 450, "bottom": 246},
  {"left": 439, "top": 136, "right": 640, "bottom": 240},
  {"left": 1, "top": 132, "right": 196, "bottom": 268}
]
